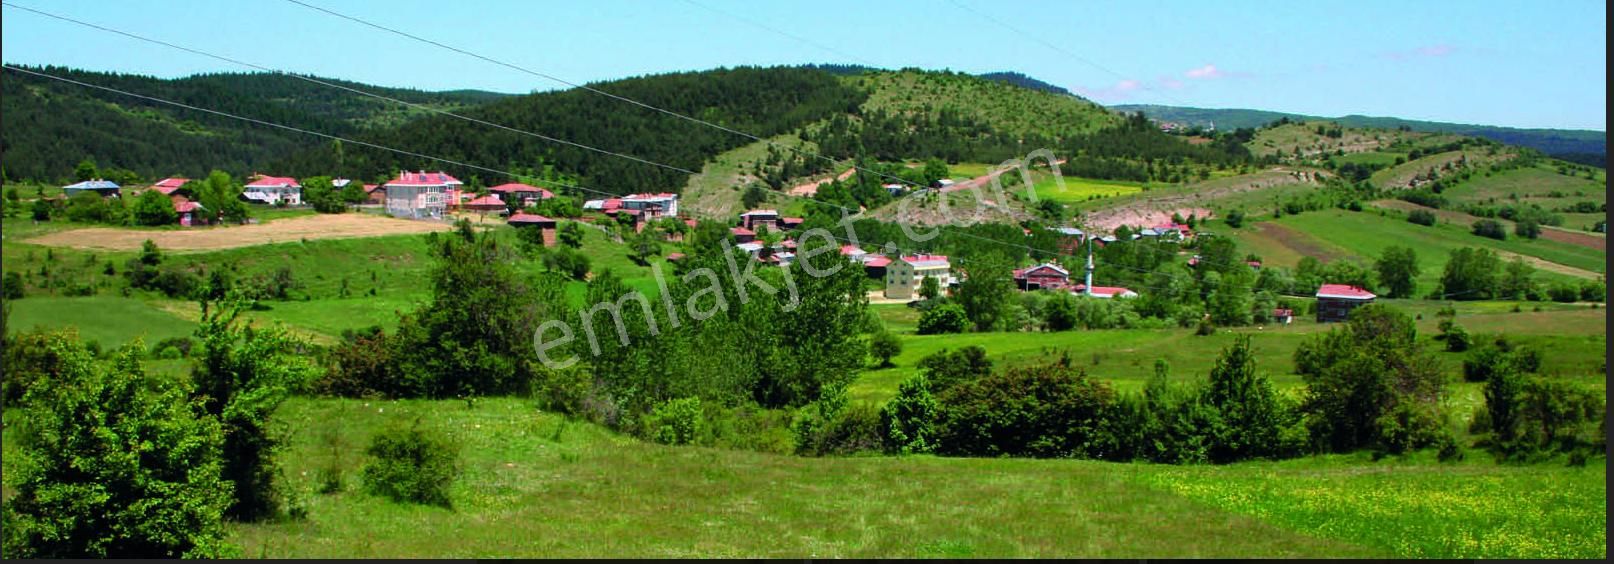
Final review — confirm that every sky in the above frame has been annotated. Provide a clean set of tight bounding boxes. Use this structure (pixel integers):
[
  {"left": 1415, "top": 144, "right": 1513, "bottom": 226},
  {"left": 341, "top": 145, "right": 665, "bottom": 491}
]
[{"left": 1, "top": 0, "right": 1606, "bottom": 130}]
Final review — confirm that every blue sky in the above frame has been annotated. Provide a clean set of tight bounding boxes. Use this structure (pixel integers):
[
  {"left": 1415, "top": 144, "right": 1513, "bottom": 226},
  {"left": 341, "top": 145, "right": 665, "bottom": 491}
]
[{"left": 2, "top": 0, "right": 1606, "bottom": 130}]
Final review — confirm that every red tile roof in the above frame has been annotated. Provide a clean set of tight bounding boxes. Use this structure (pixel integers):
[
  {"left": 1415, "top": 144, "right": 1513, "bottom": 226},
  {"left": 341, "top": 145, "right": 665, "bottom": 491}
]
[
  {"left": 173, "top": 201, "right": 204, "bottom": 213},
  {"left": 863, "top": 256, "right": 891, "bottom": 268},
  {"left": 730, "top": 226, "right": 755, "bottom": 236},
  {"left": 489, "top": 183, "right": 554, "bottom": 198},
  {"left": 385, "top": 171, "right": 462, "bottom": 187},
  {"left": 839, "top": 244, "right": 866, "bottom": 255},
  {"left": 464, "top": 194, "right": 505, "bottom": 207},
  {"left": 1316, "top": 284, "right": 1376, "bottom": 300},
  {"left": 152, "top": 177, "right": 189, "bottom": 194},
  {"left": 244, "top": 176, "right": 300, "bottom": 188},
  {"left": 363, "top": 183, "right": 380, "bottom": 192},
  {"left": 507, "top": 212, "right": 555, "bottom": 224}
]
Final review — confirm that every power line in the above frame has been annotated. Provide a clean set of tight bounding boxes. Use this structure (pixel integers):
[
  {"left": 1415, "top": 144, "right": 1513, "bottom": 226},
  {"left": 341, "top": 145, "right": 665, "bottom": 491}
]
[{"left": 0, "top": 1, "right": 697, "bottom": 177}]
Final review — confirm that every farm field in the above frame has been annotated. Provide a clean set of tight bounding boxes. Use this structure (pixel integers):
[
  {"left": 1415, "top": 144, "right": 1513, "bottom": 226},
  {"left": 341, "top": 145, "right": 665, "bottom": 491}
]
[
  {"left": 165, "top": 398, "right": 1599, "bottom": 559},
  {"left": 24, "top": 212, "right": 454, "bottom": 251},
  {"left": 1222, "top": 208, "right": 1604, "bottom": 287},
  {"left": 1020, "top": 174, "right": 1145, "bottom": 204}
]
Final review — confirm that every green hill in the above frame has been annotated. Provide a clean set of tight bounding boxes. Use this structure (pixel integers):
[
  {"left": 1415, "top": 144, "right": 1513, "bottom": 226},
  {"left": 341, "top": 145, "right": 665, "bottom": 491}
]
[
  {"left": 1110, "top": 104, "right": 1606, "bottom": 166},
  {"left": 0, "top": 65, "right": 508, "bottom": 182}
]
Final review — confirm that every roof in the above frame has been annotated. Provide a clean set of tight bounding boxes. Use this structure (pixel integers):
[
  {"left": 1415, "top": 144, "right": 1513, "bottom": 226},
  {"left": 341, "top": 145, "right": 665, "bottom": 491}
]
[
  {"left": 1073, "top": 284, "right": 1138, "bottom": 298},
  {"left": 244, "top": 176, "right": 300, "bottom": 188},
  {"left": 489, "top": 183, "right": 554, "bottom": 198},
  {"left": 666, "top": 252, "right": 686, "bottom": 261},
  {"left": 839, "top": 244, "right": 867, "bottom": 256},
  {"left": 899, "top": 254, "right": 950, "bottom": 269},
  {"left": 152, "top": 177, "right": 189, "bottom": 194},
  {"left": 363, "top": 183, "right": 381, "bottom": 193},
  {"left": 862, "top": 255, "right": 892, "bottom": 268},
  {"left": 1013, "top": 263, "right": 1070, "bottom": 278},
  {"left": 1316, "top": 284, "right": 1376, "bottom": 300},
  {"left": 622, "top": 192, "right": 677, "bottom": 201},
  {"left": 464, "top": 194, "right": 505, "bottom": 207},
  {"left": 740, "top": 209, "right": 778, "bottom": 216},
  {"left": 730, "top": 226, "right": 755, "bottom": 236},
  {"left": 63, "top": 179, "right": 120, "bottom": 190},
  {"left": 333, "top": 178, "right": 352, "bottom": 188},
  {"left": 736, "top": 242, "right": 765, "bottom": 253},
  {"left": 384, "top": 171, "right": 462, "bottom": 187},
  {"left": 780, "top": 217, "right": 803, "bottom": 224},
  {"left": 1152, "top": 222, "right": 1191, "bottom": 232},
  {"left": 173, "top": 201, "right": 205, "bottom": 213},
  {"left": 1053, "top": 227, "right": 1084, "bottom": 236},
  {"left": 507, "top": 212, "right": 555, "bottom": 224}
]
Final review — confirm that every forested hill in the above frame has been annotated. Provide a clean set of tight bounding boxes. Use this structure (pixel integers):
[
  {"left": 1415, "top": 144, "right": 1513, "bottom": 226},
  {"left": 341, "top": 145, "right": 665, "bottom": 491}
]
[
  {"left": 977, "top": 71, "right": 1075, "bottom": 97},
  {"left": 277, "top": 66, "right": 1122, "bottom": 195},
  {"left": 0, "top": 65, "right": 508, "bottom": 182},
  {"left": 1112, "top": 104, "right": 1607, "bottom": 166}
]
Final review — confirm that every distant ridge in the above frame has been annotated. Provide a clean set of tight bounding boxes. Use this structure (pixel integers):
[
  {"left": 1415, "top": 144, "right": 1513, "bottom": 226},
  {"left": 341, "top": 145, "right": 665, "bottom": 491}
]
[
  {"left": 977, "top": 71, "right": 1075, "bottom": 97},
  {"left": 1111, "top": 104, "right": 1607, "bottom": 166}
]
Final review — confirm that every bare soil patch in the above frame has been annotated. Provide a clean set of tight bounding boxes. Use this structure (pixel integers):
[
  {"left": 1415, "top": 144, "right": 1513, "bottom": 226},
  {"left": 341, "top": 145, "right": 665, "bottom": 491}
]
[
  {"left": 1254, "top": 222, "right": 1345, "bottom": 263},
  {"left": 26, "top": 213, "right": 453, "bottom": 251}
]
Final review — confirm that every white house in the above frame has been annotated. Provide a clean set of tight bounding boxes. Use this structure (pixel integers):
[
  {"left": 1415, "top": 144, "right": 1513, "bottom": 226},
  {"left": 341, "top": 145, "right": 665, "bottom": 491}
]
[
  {"left": 884, "top": 254, "right": 953, "bottom": 300},
  {"left": 384, "top": 170, "right": 461, "bottom": 220},
  {"left": 242, "top": 176, "right": 302, "bottom": 205},
  {"left": 620, "top": 192, "right": 679, "bottom": 218}
]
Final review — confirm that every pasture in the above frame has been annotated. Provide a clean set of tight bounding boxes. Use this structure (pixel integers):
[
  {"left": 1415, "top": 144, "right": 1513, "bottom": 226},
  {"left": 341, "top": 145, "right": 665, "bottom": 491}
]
[
  {"left": 1021, "top": 175, "right": 1145, "bottom": 205},
  {"left": 191, "top": 397, "right": 1603, "bottom": 558}
]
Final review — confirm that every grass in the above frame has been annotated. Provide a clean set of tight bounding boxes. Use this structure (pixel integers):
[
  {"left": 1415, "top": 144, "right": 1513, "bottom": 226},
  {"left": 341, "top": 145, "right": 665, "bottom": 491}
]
[
  {"left": 4, "top": 295, "right": 195, "bottom": 348},
  {"left": 1229, "top": 209, "right": 1604, "bottom": 287},
  {"left": 1021, "top": 175, "right": 1145, "bottom": 205},
  {"left": 1445, "top": 166, "right": 1606, "bottom": 205},
  {"left": 200, "top": 397, "right": 1604, "bottom": 558},
  {"left": 1331, "top": 151, "right": 1403, "bottom": 167}
]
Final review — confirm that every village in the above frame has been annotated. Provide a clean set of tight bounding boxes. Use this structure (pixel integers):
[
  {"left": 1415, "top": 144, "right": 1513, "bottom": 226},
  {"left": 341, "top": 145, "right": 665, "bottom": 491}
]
[{"left": 58, "top": 168, "right": 1380, "bottom": 323}]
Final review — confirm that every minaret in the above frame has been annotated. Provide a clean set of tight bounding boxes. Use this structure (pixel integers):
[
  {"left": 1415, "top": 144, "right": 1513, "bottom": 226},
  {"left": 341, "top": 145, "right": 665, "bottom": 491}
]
[{"left": 1084, "top": 236, "right": 1094, "bottom": 296}]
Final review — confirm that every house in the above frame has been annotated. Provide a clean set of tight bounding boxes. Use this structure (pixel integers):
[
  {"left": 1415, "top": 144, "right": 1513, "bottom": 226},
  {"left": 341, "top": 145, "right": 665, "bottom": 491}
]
[
  {"left": 736, "top": 241, "right": 765, "bottom": 259},
  {"left": 242, "top": 176, "right": 302, "bottom": 205},
  {"left": 1013, "top": 263, "right": 1071, "bottom": 291},
  {"left": 620, "top": 192, "right": 678, "bottom": 219},
  {"left": 489, "top": 183, "right": 554, "bottom": 208},
  {"left": 174, "top": 201, "right": 207, "bottom": 227},
  {"left": 839, "top": 244, "right": 868, "bottom": 261},
  {"left": 1072, "top": 284, "right": 1138, "bottom": 299},
  {"left": 1315, "top": 284, "right": 1376, "bottom": 322},
  {"left": 463, "top": 194, "right": 508, "bottom": 213},
  {"left": 1273, "top": 308, "right": 1294, "bottom": 325},
  {"left": 885, "top": 254, "right": 953, "bottom": 300},
  {"left": 62, "top": 179, "right": 121, "bottom": 198},
  {"left": 862, "top": 255, "right": 891, "bottom": 278},
  {"left": 507, "top": 212, "right": 557, "bottom": 246},
  {"left": 730, "top": 226, "right": 756, "bottom": 244},
  {"left": 882, "top": 183, "right": 905, "bottom": 196},
  {"left": 1150, "top": 222, "right": 1193, "bottom": 240},
  {"left": 739, "top": 209, "right": 779, "bottom": 231},
  {"left": 363, "top": 184, "right": 384, "bottom": 205},
  {"left": 383, "top": 170, "right": 460, "bottom": 219},
  {"left": 151, "top": 177, "right": 190, "bottom": 199},
  {"left": 779, "top": 217, "right": 804, "bottom": 231}
]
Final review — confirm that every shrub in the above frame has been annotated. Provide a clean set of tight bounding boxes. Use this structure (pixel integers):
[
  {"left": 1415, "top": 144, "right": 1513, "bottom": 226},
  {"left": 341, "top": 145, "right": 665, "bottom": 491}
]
[
  {"left": 935, "top": 353, "right": 1115, "bottom": 458},
  {"left": 916, "top": 346, "right": 993, "bottom": 394},
  {"left": 149, "top": 336, "right": 194, "bottom": 358},
  {"left": 1441, "top": 324, "right": 1471, "bottom": 352},
  {"left": 791, "top": 386, "right": 884, "bottom": 456},
  {"left": 645, "top": 397, "right": 705, "bottom": 446},
  {"left": 916, "top": 302, "right": 969, "bottom": 335},
  {"left": 867, "top": 330, "right": 902, "bottom": 368},
  {"left": 880, "top": 375, "right": 938, "bottom": 454},
  {"left": 1223, "top": 209, "right": 1245, "bottom": 228},
  {"left": 1, "top": 271, "right": 23, "bottom": 299},
  {"left": 3, "top": 336, "right": 232, "bottom": 558},
  {"left": 1579, "top": 280, "right": 1605, "bottom": 302},
  {"left": 1514, "top": 219, "right": 1541, "bottom": 239},
  {"left": 1547, "top": 283, "right": 1580, "bottom": 303},
  {"left": 361, "top": 420, "right": 460, "bottom": 508},
  {"left": 1471, "top": 219, "right": 1507, "bottom": 240}
]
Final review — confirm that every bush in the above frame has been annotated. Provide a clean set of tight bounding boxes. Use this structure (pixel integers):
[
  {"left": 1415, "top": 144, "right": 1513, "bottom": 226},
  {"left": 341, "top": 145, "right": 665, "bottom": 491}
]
[
  {"left": 791, "top": 386, "right": 884, "bottom": 456},
  {"left": 1579, "top": 280, "right": 1605, "bottom": 302},
  {"left": 916, "top": 346, "right": 993, "bottom": 394},
  {"left": 542, "top": 246, "right": 591, "bottom": 281},
  {"left": 935, "top": 353, "right": 1115, "bottom": 458},
  {"left": 1471, "top": 219, "right": 1507, "bottom": 240},
  {"left": 361, "top": 420, "right": 460, "bottom": 508},
  {"left": 880, "top": 375, "right": 938, "bottom": 454},
  {"left": 1547, "top": 283, "right": 1580, "bottom": 303},
  {"left": 867, "top": 330, "right": 902, "bottom": 367},
  {"left": 1, "top": 271, "right": 23, "bottom": 299},
  {"left": 1441, "top": 324, "right": 1471, "bottom": 352},
  {"left": 2, "top": 336, "right": 232, "bottom": 558},
  {"left": 1223, "top": 209, "right": 1245, "bottom": 228},
  {"left": 916, "top": 302, "right": 969, "bottom": 335},
  {"left": 644, "top": 397, "right": 705, "bottom": 446},
  {"left": 1514, "top": 219, "right": 1541, "bottom": 239},
  {"left": 149, "top": 336, "right": 194, "bottom": 358},
  {"left": 1406, "top": 209, "right": 1438, "bottom": 226}
]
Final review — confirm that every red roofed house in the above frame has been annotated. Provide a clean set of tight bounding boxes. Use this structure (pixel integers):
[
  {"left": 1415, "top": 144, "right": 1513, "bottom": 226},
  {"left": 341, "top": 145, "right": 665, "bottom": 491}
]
[
  {"left": 174, "top": 201, "right": 207, "bottom": 227},
  {"left": 384, "top": 170, "right": 460, "bottom": 220},
  {"left": 1072, "top": 284, "right": 1139, "bottom": 299},
  {"left": 779, "top": 217, "right": 804, "bottom": 231},
  {"left": 885, "top": 255, "right": 953, "bottom": 300},
  {"left": 620, "top": 192, "right": 678, "bottom": 219},
  {"left": 489, "top": 183, "right": 554, "bottom": 208},
  {"left": 363, "top": 184, "right": 384, "bottom": 205},
  {"left": 839, "top": 244, "right": 868, "bottom": 261},
  {"left": 242, "top": 175, "right": 302, "bottom": 205},
  {"left": 739, "top": 209, "right": 779, "bottom": 231},
  {"left": 151, "top": 177, "right": 190, "bottom": 200},
  {"left": 464, "top": 193, "right": 508, "bottom": 213},
  {"left": 507, "top": 212, "right": 557, "bottom": 246},
  {"left": 1315, "top": 284, "right": 1376, "bottom": 322},
  {"left": 730, "top": 226, "right": 756, "bottom": 244},
  {"left": 1013, "top": 263, "right": 1072, "bottom": 291}
]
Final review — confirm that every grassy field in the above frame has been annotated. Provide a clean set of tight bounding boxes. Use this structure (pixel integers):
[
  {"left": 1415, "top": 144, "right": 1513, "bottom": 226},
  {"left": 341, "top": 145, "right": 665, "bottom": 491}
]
[
  {"left": 190, "top": 397, "right": 1603, "bottom": 558},
  {"left": 1223, "top": 208, "right": 1604, "bottom": 287},
  {"left": 4, "top": 295, "right": 195, "bottom": 348},
  {"left": 1331, "top": 151, "right": 1402, "bottom": 167},
  {"left": 1444, "top": 165, "right": 1606, "bottom": 205},
  {"left": 1021, "top": 175, "right": 1146, "bottom": 205}
]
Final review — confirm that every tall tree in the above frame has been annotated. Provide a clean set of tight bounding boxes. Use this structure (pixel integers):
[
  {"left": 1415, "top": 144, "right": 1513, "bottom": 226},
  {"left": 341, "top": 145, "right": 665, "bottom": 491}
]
[
  {"left": 1375, "top": 246, "right": 1420, "bottom": 299},
  {"left": 956, "top": 253, "right": 1015, "bottom": 331}
]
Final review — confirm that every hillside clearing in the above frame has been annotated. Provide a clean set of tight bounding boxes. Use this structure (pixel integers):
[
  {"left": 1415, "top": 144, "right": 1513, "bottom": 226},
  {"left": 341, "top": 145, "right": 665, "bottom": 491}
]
[{"left": 23, "top": 213, "right": 453, "bottom": 251}]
